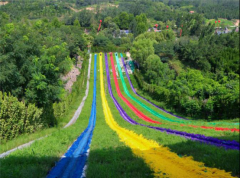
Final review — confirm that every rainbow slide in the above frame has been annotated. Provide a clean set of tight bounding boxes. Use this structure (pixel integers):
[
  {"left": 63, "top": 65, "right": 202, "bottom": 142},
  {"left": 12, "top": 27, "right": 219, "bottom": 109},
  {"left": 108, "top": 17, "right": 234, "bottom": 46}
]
[
  {"left": 105, "top": 53, "right": 239, "bottom": 150},
  {"left": 121, "top": 53, "right": 239, "bottom": 127},
  {"left": 114, "top": 53, "right": 239, "bottom": 131},
  {"left": 100, "top": 52, "right": 235, "bottom": 178}
]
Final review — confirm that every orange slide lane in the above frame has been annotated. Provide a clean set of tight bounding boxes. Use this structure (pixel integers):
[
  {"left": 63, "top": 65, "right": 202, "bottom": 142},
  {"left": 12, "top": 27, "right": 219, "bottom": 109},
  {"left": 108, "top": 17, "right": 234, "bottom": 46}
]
[{"left": 109, "top": 53, "right": 161, "bottom": 124}]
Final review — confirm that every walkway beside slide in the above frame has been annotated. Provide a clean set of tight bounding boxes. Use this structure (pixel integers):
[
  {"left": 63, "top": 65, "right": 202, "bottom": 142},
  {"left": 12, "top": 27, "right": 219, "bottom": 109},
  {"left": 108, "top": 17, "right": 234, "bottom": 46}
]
[
  {"left": 47, "top": 54, "right": 97, "bottom": 178},
  {"left": 0, "top": 54, "right": 92, "bottom": 159}
]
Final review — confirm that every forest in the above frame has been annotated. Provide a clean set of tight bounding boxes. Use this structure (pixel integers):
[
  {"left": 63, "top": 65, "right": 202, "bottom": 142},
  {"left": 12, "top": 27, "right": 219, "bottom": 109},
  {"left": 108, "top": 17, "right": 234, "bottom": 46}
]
[{"left": 0, "top": 0, "right": 239, "bottom": 141}]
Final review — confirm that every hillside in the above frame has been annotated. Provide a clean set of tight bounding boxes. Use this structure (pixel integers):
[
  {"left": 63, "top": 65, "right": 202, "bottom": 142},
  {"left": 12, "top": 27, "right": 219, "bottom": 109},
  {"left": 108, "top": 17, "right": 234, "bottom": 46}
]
[{"left": 0, "top": 0, "right": 239, "bottom": 177}]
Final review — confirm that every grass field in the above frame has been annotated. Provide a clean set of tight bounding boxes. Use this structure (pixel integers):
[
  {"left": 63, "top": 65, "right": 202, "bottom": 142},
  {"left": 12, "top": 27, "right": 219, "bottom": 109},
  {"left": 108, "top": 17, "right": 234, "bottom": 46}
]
[
  {"left": 104, "top": 52, "right": 239, "bottom": 176},
  {"left": 0, "top": 52, "right": 239, "bottom": 177},
  {"left": 206, "top": 18, "right": 236, "bottom": 27}
]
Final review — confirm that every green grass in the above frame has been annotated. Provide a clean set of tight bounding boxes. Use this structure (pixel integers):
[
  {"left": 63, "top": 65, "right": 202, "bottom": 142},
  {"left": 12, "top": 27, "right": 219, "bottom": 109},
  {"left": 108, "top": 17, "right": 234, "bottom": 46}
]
[
  {"left": 86, "top": 54, "right": 153, "bottom": 177},
  {"left": 180, "top": 5, "right": 194, "bottom": 9},
  {"left": 0, "top": 54, "right": 154, "bottom": 178},
  {"left": 110, "top": 53, "right": 239, "bottom": 133},
  {"left": 0, "top": 60, "right": 93, "bottom": 177},
  {"left": 206, "top": 18, "right": 235, "bottom": 26},
  {"left": 1, "top": 53, "right": 239, "bottom": 177},
  {"left": 0, "top": 59, "right": 89, "bottom": 154},
  {"left": 103, "top": 53, "right": 239, "bottom": 176}
]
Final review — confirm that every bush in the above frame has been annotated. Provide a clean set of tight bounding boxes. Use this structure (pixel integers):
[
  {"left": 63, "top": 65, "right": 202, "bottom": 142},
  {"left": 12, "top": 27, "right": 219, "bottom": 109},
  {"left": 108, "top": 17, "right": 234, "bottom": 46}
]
[{"left": 0, "top": 92, "right": 43, "bottom": 141}]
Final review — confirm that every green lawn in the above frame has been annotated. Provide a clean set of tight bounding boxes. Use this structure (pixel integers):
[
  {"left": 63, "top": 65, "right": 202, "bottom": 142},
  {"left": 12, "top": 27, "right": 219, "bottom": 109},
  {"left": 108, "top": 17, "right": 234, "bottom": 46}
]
[
  {"left": 104, "top": 53, "right": 239, "bottom": 176},
  {"left": 0, "top": 53, "right": 239, "bottom": 177},
  {"left": 206, "top": 18, "right": 235, "bottom": 26}
]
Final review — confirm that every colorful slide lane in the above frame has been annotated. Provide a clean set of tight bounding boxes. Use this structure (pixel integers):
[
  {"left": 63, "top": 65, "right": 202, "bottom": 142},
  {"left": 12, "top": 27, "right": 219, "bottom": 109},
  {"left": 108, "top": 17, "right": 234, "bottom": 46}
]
[
  {"left": 109, "top": 53, "right": 161, "bottom": 124},
  {"left": 106, "top": 53, "right": 239, "bottom": 150},
  {"left": 115, "top": 53, "right": 239, "bottom": 132},
  {"left": 122, "top": 52, "right": 189, "bottom": 121},
  {"left": 100, "top": 52, "right": 235, "bottom": 178},
  {"left": 47, "top": 54, "right": 97, "bottom": 178},
  {"left": 121, "top": 53, "right": 239, "bottom": 127}
]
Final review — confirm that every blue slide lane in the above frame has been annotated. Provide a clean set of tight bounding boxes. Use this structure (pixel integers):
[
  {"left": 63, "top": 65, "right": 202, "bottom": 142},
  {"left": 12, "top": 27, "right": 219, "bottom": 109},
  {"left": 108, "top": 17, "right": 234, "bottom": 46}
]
[{"left": 47, "top": 54, "right": 97, "bottom": 178}]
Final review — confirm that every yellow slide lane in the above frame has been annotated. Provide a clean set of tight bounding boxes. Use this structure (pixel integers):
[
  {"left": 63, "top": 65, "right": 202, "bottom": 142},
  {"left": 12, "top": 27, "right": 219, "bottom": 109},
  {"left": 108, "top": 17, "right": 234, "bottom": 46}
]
[{"left": 99, "top": 52, "right": 234, "bottom": 178}]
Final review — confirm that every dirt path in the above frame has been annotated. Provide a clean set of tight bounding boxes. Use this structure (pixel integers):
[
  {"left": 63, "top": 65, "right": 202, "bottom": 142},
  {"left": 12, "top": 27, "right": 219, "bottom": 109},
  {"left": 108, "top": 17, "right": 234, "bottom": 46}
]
[
  {"left": 0, "top": 1, "right": 8, "bottom": 5},
  {"left": 234, "top": 19, "right": 239, "bottom": 26},
  {"left": 68, "top": 3, "right": 118, "bottom": 13},
  {"left": 69, "top": 6, "right": 81, "bottom": 12}
]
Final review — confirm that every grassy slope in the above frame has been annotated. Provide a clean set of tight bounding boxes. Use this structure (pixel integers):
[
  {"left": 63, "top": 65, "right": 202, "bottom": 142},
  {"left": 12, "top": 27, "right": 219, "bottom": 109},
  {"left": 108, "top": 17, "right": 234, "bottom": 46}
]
[
  {"left": 206, "top": 18, "right": 235, "bottom": 26},
  {"left": 110, "top": 54, "right": 239, "bottom": 137},
  {"left": 0, "top": 60, "right": 93, "bottom": 177},
  {"left": 0, "top": 54, "right": 154, "bottom": 178},
  {"left": 1, "top": 53, "right": 238, "bottom": 177},
  {"left": 104, "top": 53, "right": 239, "bottom": 176},
  {"left": 86, "top": 53, "right": 153, "bottom": 178},
  {"left": 0, "top": 60, "right": 89, "bottom": 154}
]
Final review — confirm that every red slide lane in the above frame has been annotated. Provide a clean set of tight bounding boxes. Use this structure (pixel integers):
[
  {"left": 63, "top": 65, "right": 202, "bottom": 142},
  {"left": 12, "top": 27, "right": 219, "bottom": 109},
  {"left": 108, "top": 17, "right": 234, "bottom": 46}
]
[{"left": 110, "top": 53, "right": 161, "bottom": 124}]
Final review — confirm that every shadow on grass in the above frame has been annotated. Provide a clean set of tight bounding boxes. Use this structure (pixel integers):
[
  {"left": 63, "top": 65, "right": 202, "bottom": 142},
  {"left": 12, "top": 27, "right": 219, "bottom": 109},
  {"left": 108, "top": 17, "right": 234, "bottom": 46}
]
[
  {"left": 86, "top": 146, "right": 154, "bottom": 178},
  {"left": 0, "top": 147, "right": 154, "bottom": 178},
  {"left": 166, "top": 138, "right": 239, "bottom": 177},
  {"left": 0, "top": 155, "right": 58, "bottom": 178},
  {"left": 2, "top": 140, "right": 238, "bottom": 178}
]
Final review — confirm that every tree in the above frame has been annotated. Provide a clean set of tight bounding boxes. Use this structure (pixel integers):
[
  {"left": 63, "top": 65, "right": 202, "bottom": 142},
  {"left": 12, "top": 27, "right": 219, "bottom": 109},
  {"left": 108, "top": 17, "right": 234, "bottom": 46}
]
[
  {"left": 78, "top": 10, "right": 93, "bottom": 27},
  {"left": 129, "top": 19, "right": 137, "bottom": 36},
  {"left": 118, "top": 12, "right": 130, "bottom": 29},
  {"left": 104, "top": 16, "right": 113, "bottom": 28},
  {"left": 73, "top": 18, "right": 80, "bottom": 27},
  {"left": 135, "top": 13, "right": 148, "bottom": 35},
  {"left": 52, "top": 17, "right": 62, "bottom": 28},
  {"left": 143, "top": 54, "right": 162, "bottom": 83},
  {"left": 130, "top": 38, "right": 154, "bottom": 65},
  {"left": 93, "top": 35, "right": 110, "bottom": 47}
]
